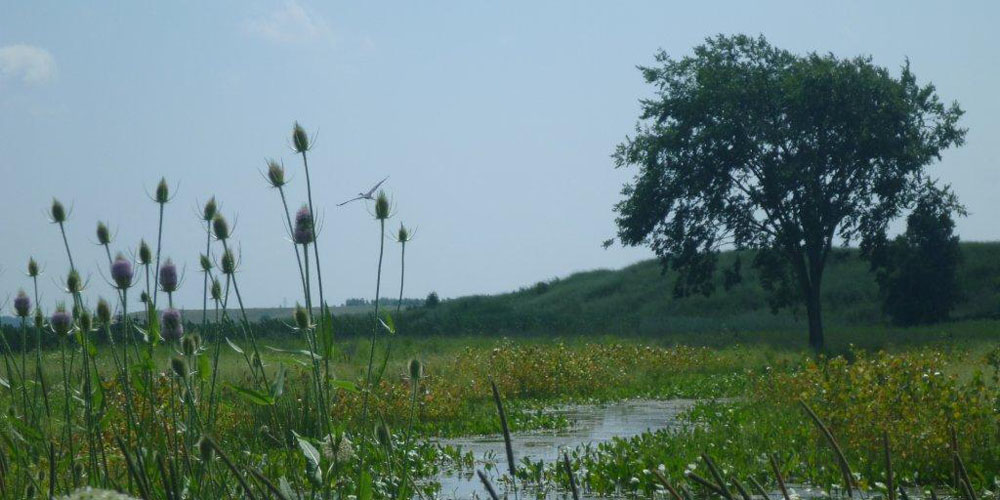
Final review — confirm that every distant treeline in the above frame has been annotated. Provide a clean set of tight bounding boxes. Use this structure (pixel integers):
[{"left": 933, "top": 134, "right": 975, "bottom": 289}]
[
  {"left": 4, "top": 243, "right": 999, "bottom": 348},
  {"left": 341, "top": 297, "right": 424, "bottom": 308}
]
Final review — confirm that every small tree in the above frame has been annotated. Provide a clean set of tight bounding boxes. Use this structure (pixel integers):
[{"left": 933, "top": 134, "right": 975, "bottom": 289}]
[
  {"left": 613, "top": 35, "right": 965, "bottom": 350},
  {"left": 871, "top": 184, "right": 964, "bottom": 325},
  {"left": 424, "top": 291, "right": 440, "bottom": 309}
]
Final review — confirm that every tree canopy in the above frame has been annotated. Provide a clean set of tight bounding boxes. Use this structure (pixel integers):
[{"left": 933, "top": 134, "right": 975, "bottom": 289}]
[{"left": 613, "top": 34, "right": 965, "bottom": 349}]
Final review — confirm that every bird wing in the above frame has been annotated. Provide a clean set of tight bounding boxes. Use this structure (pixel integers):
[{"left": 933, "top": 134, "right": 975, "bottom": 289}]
[
  {"left": 365, "top": 176, "right": 390, "bottom": 196},
  {"left": 337, "top": 196, "right": 365, "bottom": 206}
]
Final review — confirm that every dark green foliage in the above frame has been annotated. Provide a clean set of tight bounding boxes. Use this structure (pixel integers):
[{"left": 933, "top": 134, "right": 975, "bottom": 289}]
[
  {"left": 612, "top": 34, "right": 965, "bottom": 350},
  {"left": 424, "top": 292, "right": 440, "bottom": 309},
  {"left": 871, "top": 185, "right": 964, "bottom": 325}
]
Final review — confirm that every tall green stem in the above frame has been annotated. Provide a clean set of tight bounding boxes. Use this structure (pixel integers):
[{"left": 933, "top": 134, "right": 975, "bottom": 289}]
[
  {"left": 358, "top": 219, "right": 387, "bottom": 477},
  {"left": 152, "top": 203, "right": 165, "bottom": 309}
]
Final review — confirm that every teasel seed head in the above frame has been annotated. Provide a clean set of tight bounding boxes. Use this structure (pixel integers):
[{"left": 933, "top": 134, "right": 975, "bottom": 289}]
[
  {"left": 408, "top": 358, "right": 423, "bottom": 382},
  {"left": 292, "top": 122, "right": 310, "bottom": 153},
  {"left": 66, "top": 269, "right": 82, "bottom": 295},
  {"left": 111, "top": 253, "right": 133, "bottom": 290},
  {"left": 191, "top": 333, "right": 202, "bottom": 351},
  {"left": 79, "top": 309, "right": 93, "bottom": 332},
  {"left": 161, "top": 308, "right": 183, "bottom": 342},
  {"left": 398, "top": 223, "right": 411, "bottom": 243},
  {"left": 34, "top": 309, "right": 44, "bottom": 329},
  {"left": 220, "top": 249, "right": 236, "bottom": 275},
  {"left": 210, "top": 278, "right": 222, "bottom": 301},
  {"left": 212, "top": 214, "right": 230, "bottom": 241},
  {"left": 96, "top": 298, "right": 112, "bottom": 325},
  {"left": 170, "top": 356, "right": 187, "bottom": 378},
  {"left": 14, "top": 290, "right": 31, "bottom": 318},
  {"left": 182, "top": 335, "right": 196, "bottom": 356},
  {"left": 203, "top": 196, "right": 218, "bottom": 222},
  {"left": 50, "top": 198, "right": 67, "bottom": 223},
  {"left": 139, "top": 240, "right": 153, "bottom": 265},
  {"left": 96, "top": 221, "right": 111, "bottom": 246},
  {"left": 155, "top": 177, "right": 170, "bottom": 204},
  {"left": 198, "top": 436, "right": 215, "bottom": 461},
  {"left": 27, "top": 257, "right": 39, "bottom": 277},
  {"left": 294, "top": 303, "right": 310, "bottom": 330},
  {"left": 199, "top": 254, "right": 212, "bottom": 273},
  {"left": 293, "top": 205, "right": 315, "bottom": 245},
  {"left": 159, "top": 258, "right": 179, "bottom": 293},
  {"left": 375, "top": 191, "right": 390, "bottom": 220},
  {"left": 51, "top": 306, "right": 72, "bottom": 335},
  {"left": 140, "top": 291, "right": 150, "bottom": 304},
  {"left": 266, "top": 159, "right": 286, "bottom": 188}
]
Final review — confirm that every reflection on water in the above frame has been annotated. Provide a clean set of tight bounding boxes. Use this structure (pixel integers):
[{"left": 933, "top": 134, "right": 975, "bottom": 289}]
[{"left": 432, "top": 399, "right": 697, "bottom": 499}]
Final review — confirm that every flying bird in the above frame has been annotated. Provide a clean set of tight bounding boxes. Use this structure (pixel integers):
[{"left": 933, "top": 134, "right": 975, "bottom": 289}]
[{"left": 337, "top": 176, "right": 389, "bottom": 206}]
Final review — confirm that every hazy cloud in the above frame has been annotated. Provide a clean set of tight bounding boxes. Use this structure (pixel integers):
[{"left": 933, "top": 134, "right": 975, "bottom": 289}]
[
  {"left": 245, "top": 1, "right": 334, "bottom": 45},
  {"left": 0, "top": 44, "right": 56, "bottom": 85}
]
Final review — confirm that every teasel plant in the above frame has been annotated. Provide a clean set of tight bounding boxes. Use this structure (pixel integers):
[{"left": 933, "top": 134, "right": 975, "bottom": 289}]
[
  {"left": 95, "top": 220, "right": 116, "bottom": 267},
  {"left": 138, "top": 239, "right": 153, "bottom": 301},
  {"left": 49, "top": 199, "right": 84, "bottom": 312},
  {"left": 263, "top": 159, "right": 308, "bottom": 299},
  {"left": 150, "top": 177, "right": 175, "bottom": 309},
  {"left": 49, "top": 303, "right": 79, "bottom": 487},
  {"left": 199, "top": 196, "right": 218, "bottom": 327},
  {"left": 291, "top": 205, "right": 332, "bottom": 436},
  {"left": 24, "top": 257, "right": 51, "bottom": 419},
  {"left": 0, "top": 294, "right": 24, "bottom": 416},
  {"left": 358, "top": 190, "right": 392, "bottom": 481},
  {"left": 373, "top": 222, "right": 416, "bottom": 387},
  {"left": 292, "top": 124, "right": 331, "bottom": 354},
  {"left": 211, "top": 213, "right": 272, "bottom": 394}
]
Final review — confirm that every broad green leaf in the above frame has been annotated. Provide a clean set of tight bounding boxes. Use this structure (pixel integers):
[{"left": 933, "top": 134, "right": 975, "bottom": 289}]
[
  {"left": 146, "top": 302, "right": 160, "bottom": 346},
  {"left": 198, "top": 354, "right": 211, "bottom": 383},
  {"left": 329, "top": 379, "right": 359, "bottom": 393},
  {"left": 318, "top": 302, "right": 335, "bottom": 359},
  {"left": 278, "top": 477, "right": 296, "bottom": 500},
  {"left": 0, "top": 376, "right": 8, "bottom": 389},
  {"left": 271, "top": 364, "right": 286, "bottom": 399},
  {"left": 358, "top": 471, "right": 373, "bottom": 500},
  {"left": 265, "top": 345, "right": 322, "bottom": 359},
  {"left": 378, "top": 312, "right": 395, "bottom": 334},
  {"left": 8, "top": 417, "right": 44, "bottom": 442},
  {"left": 225, "top": 337, "right": 244, "bottom": 354},
  {"left": 227, "top": 383, "right": 274, "bottom": 406},
  {"left": 91, "top": 371, "right": 104, "bottom": 409},
  {"left": 294, "top": 432, "right": 320, "bottom": 469}
]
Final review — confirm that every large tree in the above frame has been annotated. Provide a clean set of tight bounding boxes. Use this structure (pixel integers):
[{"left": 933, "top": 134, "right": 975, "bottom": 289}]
[{"left": 613, "top": 35, "right": 965, "bottom": 350}]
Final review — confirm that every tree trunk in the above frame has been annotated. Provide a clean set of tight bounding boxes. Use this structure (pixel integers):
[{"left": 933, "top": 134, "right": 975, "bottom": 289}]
[{"left": 805, "top": 279, "right": 824, "bottom": 352}]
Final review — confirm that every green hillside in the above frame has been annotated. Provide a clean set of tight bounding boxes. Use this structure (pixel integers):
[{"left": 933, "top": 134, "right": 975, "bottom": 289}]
[{"left": 397, "top": 242, "right": 1000, "bottom": 341}]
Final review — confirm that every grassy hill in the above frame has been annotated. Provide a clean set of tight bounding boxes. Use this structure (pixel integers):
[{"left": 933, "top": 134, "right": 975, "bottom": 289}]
[{"left": 393, "top": 242, "right": 1000, "bottom": 342}]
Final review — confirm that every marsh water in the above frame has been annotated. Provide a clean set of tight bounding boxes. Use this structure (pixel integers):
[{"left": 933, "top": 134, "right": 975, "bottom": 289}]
[{"left": 431, "top": 399, "right": 698, "bottom": 499}]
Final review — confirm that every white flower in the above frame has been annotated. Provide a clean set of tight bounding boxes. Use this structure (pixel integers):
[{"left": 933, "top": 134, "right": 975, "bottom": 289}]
[
  {"left": 321, "top": 433, "right": 355, "bottom": 462},
  {"left": 61, "top": 488, "right": 138, "bottom": 500}
]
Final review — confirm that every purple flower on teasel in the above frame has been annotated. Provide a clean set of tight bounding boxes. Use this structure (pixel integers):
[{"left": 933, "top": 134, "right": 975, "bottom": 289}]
[
  {"left": 51, "top": 308, "right": 73, "bottom": 335},
  {"left": 161, "top": 308, "right": 183, "bottom": 342},
  {"left": 111, "top": 254, "right": 133, "bottom": 290},
  {"left": 13, "top": 291, "right": 31, "bottom": 318},
  {"left": 160, "top": 259, "right": 178, "bottom": 293},
  {"left": 294, "top": 206, "right": 314, "bottom": 245}
]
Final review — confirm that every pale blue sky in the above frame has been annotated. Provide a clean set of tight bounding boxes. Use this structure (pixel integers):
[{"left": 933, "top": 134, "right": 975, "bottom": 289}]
[{"left": 1, "top": 1, "right": 998, "bottom": 310}]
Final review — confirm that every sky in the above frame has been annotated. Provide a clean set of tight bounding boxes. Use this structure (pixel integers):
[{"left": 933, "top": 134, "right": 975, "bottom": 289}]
[{"left": 1, "top": 1, "right": 998, "bottom": 310}]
